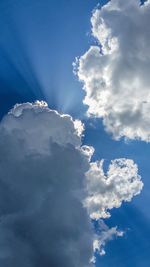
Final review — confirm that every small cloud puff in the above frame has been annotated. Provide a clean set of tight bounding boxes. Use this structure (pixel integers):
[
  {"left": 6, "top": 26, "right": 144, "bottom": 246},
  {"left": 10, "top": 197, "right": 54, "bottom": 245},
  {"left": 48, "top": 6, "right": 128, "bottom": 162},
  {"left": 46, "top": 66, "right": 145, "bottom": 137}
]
[
  {"left": 84, "top": 158, "right": 143, "bottom": 220},
  {"left": 92, "top": 220, "right": 124, "bottom": 260}
]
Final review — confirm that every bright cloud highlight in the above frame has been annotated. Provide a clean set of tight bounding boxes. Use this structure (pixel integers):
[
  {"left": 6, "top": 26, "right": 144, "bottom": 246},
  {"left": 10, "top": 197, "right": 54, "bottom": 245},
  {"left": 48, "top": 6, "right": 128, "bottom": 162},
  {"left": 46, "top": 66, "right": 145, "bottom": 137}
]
[{"left": 75, "top": 0, "right": 150, "bottom": 141}]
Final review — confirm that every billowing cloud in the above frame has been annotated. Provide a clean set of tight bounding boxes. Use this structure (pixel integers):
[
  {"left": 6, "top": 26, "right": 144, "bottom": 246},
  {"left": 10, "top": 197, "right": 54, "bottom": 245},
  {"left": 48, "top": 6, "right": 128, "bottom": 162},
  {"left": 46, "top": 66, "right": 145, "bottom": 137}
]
[
  {"left": 0, "top": 101, "right": 143, "bottom": 265},
  {"left": 0, "top": 101, "right": 93, "bottom": 267},
  {"left": 84, "top": 159, "right": 143, "bottom": 220},
  {"left": 75, "top": 0, "right": 150, "bottom": 141},
  {"left": 85, "top": 158, "right": 143, "bottom": 257}
]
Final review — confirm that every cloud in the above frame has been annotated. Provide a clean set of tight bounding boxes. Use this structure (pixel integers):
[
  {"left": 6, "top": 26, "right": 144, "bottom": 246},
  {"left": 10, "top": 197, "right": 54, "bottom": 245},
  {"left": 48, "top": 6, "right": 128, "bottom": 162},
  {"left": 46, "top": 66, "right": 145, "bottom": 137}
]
[
  {"left": 92, "top": 220, "right": 124, "bottom": 259},
  {"left": 84, "top": 158, "right": 143, "bottom": 220},
  {"left": 85, "top": 157, "right": 143, "bottom": 257},
  {"left": 0, "top": 101, "right": 143, "bottom": 265},
  {"left": 0, "top": 101, "right": 93, "bottom": 267},
  {"left": 75, "top": 0, "right": 150, "bottom": 141}
]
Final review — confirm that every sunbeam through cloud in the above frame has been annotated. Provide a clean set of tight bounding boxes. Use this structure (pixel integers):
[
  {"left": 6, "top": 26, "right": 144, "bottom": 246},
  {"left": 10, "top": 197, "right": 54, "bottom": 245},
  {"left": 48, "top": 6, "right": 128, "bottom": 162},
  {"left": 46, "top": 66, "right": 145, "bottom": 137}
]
[{"left": 0, "top": 0, "right": 149, "bottom": 267}]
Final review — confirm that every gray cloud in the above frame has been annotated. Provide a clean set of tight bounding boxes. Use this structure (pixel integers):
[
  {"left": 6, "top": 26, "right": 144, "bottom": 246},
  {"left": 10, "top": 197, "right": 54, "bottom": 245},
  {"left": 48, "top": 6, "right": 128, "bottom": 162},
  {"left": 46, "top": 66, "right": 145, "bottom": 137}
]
[
  {"left": 0, "top": 101, "right": 143, "bottom": 265},
  {"left": 0, "top": 101, "right": 93, "bottom": 267}
]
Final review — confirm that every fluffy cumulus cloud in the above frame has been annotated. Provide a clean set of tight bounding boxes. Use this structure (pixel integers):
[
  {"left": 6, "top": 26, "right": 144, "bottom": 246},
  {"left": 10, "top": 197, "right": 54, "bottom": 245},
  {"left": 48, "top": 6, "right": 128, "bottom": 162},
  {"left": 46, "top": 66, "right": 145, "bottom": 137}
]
[
  {"left": 84, "top": 158, "right": 143, "bottom": 220},
  {"left": 75, "top": 0, "right": 150, "bottom": 141},
  {"left": 85, "top": 158, "right": 143, "bottom": 258},
  {"left": 0, "top": 101, "right": 143, "bottom": 265}
]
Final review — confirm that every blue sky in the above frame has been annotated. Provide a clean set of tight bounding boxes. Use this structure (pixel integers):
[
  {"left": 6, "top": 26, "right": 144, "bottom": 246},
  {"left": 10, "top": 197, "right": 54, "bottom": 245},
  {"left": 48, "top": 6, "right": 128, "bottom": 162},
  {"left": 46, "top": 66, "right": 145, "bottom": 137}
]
[
  {"left": 0, "top": 0, "right": 150, "bottom": 266},
  {"left": 0, "top": 0, "right": 98, "bottom": 117},
  {"left": 84, "top": 120, "right": 150, "bottom": 266}
]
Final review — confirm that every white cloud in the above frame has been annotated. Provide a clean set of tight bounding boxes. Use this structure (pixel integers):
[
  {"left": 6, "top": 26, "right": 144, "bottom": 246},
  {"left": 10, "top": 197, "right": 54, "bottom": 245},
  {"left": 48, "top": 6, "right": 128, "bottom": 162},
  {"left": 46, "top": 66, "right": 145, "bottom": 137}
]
[
  {"left": 0, "top": 101, "right": 143, "bottom": 265},
  {"left": 4, "top": 100, "right": 84, "bottom": 154},
  {"left": 92, "top": 220, "right": 124, "bottom": 259},
  {"left": 84, "top": 158, "right": 143, "bottom": 219},
  {"left": 75, "top": 0, "right": 150, "bottom": 141}
]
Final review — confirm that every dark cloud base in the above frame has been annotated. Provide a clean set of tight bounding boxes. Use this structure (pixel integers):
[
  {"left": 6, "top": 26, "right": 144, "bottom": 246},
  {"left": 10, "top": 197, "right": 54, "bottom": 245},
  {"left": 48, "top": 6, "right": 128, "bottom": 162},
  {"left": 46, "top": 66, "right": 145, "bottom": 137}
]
[{"left": 0, "top": 105, "right": 93, "bottom": 267}]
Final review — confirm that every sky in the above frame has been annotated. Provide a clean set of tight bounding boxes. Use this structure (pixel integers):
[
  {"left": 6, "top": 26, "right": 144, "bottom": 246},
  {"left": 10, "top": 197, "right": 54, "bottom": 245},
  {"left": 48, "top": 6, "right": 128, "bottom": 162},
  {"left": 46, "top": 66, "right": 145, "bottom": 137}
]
[{"left": 0, "top": 0, "right": 149, "bottom": 266}]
